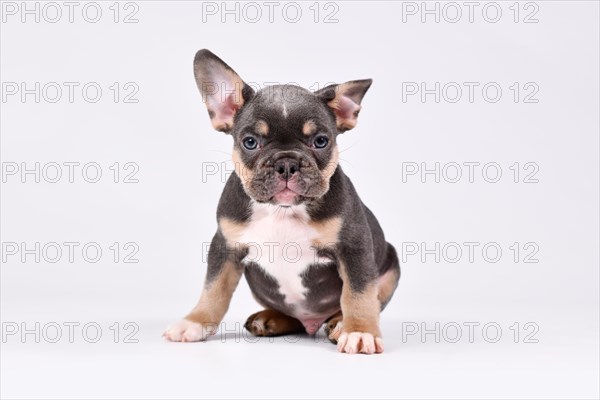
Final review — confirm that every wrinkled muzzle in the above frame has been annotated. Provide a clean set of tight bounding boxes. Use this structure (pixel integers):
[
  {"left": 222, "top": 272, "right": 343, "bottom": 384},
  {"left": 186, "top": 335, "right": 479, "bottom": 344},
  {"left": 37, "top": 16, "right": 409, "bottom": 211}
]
[{"left": 234, "top": 150, "right": 337, "bottom": 205}]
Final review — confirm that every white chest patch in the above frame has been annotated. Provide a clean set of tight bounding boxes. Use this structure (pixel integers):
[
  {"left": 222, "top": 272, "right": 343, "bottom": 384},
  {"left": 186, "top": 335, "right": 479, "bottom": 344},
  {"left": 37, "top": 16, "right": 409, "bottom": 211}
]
[{"left": 238, "top": 202, "right": 331, "bottom": 307}]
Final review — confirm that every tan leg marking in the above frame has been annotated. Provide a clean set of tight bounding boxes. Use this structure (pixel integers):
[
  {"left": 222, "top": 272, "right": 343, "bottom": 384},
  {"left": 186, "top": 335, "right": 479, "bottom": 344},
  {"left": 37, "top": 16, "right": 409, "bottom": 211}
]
[
  {"left": 186, "top": 260, "right": 243, "bottom": 325},
  {"left": 163, "top": 260, "right": 243, "bottom": 342},
  {"left": 244, "top": 309, "right": 305, "bottom": 337},
  {"left": 337, "top": 262, "right": 383, "bottom": 354}
]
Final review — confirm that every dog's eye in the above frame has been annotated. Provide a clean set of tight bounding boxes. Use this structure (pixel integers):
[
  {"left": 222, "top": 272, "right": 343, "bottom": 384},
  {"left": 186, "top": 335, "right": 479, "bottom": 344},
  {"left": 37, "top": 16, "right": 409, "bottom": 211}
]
[
  {"left": 313, "top": 135, "right": 329, "bottom": 149},
  {"left": 242, "top": 137, "right": 258, "bottom": 150}
]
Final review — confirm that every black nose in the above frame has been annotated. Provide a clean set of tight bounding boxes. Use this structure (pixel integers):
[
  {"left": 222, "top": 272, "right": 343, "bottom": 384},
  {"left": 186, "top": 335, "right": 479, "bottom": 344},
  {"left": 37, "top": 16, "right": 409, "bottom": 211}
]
[{"left": 274, "top": 157, "right": 299, "bottom": 180}]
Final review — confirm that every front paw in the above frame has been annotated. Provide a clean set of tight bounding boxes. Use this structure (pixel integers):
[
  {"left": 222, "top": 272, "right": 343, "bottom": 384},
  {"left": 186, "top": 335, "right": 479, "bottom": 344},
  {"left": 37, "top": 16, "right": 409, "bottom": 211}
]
[
  {"left": 337, "top": 331, "right": 384, "bottom": 354},
  {"left": 163, "top": 319, "right": 211, "bottom": 342}
]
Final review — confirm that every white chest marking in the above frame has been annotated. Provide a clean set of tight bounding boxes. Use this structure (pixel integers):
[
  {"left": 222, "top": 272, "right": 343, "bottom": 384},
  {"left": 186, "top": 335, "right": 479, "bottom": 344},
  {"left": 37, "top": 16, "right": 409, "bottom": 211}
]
[{"left": 239, "top": 202, "right": 329, "bottom": 306}]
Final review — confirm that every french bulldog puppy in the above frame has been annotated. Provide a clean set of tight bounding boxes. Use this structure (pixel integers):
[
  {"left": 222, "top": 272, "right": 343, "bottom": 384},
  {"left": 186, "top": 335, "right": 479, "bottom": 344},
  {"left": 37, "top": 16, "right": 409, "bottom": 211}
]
[{"left": 163, "top": 49, "right": 400, "bottom": 354}]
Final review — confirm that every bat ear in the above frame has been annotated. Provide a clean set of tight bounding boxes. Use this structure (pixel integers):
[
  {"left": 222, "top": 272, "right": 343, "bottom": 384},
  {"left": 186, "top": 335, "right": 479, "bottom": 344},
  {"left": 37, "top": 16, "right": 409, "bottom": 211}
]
[
  {"left": 315, "top": 79, "right": 372, "bottom": 132},
  {"left": 193, "top": 49, "right": 254, "bottom": 133}
]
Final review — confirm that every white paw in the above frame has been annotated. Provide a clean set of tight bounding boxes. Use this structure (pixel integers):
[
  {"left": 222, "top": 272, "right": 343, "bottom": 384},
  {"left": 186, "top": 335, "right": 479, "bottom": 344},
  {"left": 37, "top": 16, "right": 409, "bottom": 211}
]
[
  {"left": 163, "top": 319, "right": 209, "bottom": 342},
  {"left": 337, "top": 332, "right": 384, "bottom": 354}
]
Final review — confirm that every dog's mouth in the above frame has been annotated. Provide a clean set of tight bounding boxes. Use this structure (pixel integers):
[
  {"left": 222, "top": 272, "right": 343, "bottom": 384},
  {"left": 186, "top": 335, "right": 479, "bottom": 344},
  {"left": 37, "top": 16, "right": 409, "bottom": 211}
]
[
  {"left": 270, "top": 183, "right": 303, "bottom": 206},
  {"left": 271, "top": 187, "right": 300, "bottom": 205}
]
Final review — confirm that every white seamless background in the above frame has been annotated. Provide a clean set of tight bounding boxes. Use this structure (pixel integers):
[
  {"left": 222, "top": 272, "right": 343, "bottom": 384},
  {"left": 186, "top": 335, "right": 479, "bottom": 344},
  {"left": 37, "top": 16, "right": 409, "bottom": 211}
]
[{"left": 1, "top": 1, "right": 598, "bottom": 399}]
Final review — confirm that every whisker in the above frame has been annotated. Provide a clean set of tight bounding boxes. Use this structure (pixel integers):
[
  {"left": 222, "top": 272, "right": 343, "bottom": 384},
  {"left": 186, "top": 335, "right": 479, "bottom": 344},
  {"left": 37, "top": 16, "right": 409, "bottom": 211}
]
[
  {"left": 207, "top": 149, "right": 232, "bottom": 157},
  {"left": 338, "top": 141, "right": 360, "bottom": 154},
  {"left": 338, "top": 158, "right": 354, "bottom": 168}
]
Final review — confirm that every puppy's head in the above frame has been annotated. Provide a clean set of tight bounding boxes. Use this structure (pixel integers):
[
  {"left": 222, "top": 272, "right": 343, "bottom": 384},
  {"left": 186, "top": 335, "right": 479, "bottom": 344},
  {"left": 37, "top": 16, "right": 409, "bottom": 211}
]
[{"left": 193, "top": 49, "right": 371, "bottom": 206}]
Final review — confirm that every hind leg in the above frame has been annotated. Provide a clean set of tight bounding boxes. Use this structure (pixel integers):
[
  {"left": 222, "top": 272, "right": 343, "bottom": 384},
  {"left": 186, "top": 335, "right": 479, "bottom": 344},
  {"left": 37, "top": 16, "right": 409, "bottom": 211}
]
[
  {"left": 377, "top": 266, "right": 400, "bottom": 310},
  {"left": 324, "top": 311, "right": 343, "bottom": 344},
  {"left": 378, "top": 243, "right": 401, "bottom": 310},
  {"left": 244, "top": 309, "right": 305, "bottom": 337}
]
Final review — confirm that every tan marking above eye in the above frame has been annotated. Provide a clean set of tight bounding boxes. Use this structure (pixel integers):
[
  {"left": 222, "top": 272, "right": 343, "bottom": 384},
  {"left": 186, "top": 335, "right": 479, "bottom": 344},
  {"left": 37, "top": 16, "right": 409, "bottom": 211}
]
[
  {"left": 255, "top": 120, "right": 269, "bottom": 136},
  {"left": 302, "top": 120, "right": 318, "bottom": 136}
]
